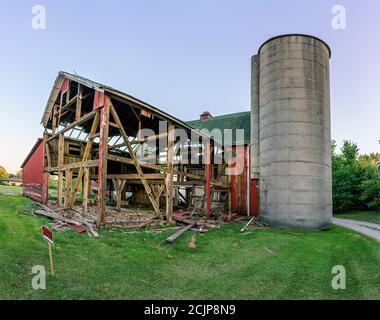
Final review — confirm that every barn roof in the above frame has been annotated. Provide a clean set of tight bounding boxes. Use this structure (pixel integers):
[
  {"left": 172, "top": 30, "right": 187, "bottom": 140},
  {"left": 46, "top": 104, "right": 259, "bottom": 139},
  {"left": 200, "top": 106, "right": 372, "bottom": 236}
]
[
  {"left": 21, "top": 138, "right": 43, "bottom": 168},
  {"left": 187, "top": 111, "right": 251, "bottom": 146},
  {"left": 41, "top": 72, "right": 210, "bottom": 136}
]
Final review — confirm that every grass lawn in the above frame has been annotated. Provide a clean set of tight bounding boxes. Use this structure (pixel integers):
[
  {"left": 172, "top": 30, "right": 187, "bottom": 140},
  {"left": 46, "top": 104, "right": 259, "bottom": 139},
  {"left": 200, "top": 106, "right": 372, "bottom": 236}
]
[
  {"left": 334, "top": 211, "right": 380, "bottom": 224},
  {"left": 1, "top": 195, "right": 380, "bottom": 300},
  {"left": 0, "top": 184, "right": 21, "bottom": 193}
]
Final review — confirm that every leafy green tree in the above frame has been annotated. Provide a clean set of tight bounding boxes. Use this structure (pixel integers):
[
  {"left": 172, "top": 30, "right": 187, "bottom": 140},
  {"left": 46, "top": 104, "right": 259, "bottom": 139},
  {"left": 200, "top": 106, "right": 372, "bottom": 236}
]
[
  {"left": 0, "top": 165, "right": 9, "bottom": 179},
  {"left": 332, "top": 140, "right": 380, "bottom": 212},
  {"left": 360, "top": 179, "right": 380, "bottom": 209}
]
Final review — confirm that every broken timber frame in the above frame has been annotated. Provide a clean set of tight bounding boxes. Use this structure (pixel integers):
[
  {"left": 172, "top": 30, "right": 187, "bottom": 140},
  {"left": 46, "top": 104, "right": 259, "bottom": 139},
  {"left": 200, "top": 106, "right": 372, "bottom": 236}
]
[{"left": 41, "top": 73, "right": 232, "bottom": 228}]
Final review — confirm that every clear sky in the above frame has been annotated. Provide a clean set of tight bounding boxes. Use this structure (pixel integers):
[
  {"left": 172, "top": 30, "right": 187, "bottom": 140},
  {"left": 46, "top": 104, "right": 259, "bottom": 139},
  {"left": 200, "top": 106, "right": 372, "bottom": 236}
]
[{"left": 0, "top": 0, "right": 379, "bottom": 173}]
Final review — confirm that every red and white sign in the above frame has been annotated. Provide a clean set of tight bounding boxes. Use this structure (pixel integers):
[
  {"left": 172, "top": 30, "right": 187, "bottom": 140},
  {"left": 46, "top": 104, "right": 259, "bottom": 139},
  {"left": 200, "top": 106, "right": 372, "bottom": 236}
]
[{"left": 42, "top": 226, "right": 54, "bottom": 244}]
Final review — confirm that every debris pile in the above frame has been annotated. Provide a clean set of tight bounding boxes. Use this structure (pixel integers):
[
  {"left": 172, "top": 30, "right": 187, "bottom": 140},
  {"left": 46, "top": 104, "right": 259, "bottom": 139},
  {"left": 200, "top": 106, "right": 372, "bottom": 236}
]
[{"left": 34, "top": 203, "right": 99, "bottom": 237}]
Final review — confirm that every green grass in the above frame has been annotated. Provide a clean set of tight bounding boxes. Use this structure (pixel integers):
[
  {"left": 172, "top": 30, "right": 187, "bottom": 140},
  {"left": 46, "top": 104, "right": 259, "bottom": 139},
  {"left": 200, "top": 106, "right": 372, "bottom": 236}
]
[
  {"left": 1, "top": 195, "right": 380, "bottom": 300},
  {"left": 0, "top": 184, "right": 22, "bottom": 192},
  {"left": 335, "top": 211, "right": 380, "bottom": 224}
]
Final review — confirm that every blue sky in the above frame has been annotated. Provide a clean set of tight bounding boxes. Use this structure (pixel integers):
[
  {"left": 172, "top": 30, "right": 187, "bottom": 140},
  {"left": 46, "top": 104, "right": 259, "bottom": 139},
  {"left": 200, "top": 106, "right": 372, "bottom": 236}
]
[{"left": 0, "top": 0, "right": 379, "bottom": 172}]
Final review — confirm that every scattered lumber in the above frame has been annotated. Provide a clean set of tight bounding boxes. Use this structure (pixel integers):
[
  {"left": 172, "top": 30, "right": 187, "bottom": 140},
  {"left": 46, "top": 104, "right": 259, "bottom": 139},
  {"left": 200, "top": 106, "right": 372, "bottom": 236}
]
[
  {"left": 166, "top": 224, "right": 194, "bottom": 243},
  {"left": 34, "top": 210, "right": 82, "bottom": 226},
  {"left": 34, "top": 206, "right": 100, "bottom": 237}
]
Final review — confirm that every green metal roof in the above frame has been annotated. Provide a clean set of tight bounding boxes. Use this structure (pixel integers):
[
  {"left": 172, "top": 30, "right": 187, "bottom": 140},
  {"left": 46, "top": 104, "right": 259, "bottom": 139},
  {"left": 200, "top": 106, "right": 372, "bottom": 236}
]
[{"left": 187, "top": 111, "right": 251, "bottom": 146}]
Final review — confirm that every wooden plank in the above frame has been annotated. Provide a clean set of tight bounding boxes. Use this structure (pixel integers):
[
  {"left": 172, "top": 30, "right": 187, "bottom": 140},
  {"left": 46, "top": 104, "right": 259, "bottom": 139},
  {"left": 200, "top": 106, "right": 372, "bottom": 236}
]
[
  {"left": 166, "top": 123, "right": 175, "bottom": 223},
  {"left": 166, "top": 224, "right": 194, "bottom": 243},
  {"left": 109, "top": 102, "right": 162, "bottom": 217}
]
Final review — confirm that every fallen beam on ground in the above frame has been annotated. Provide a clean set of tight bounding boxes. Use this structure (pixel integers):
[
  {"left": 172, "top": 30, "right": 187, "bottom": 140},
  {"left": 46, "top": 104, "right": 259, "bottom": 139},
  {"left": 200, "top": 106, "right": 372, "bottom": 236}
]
[{"left": 166, "top": 223, "right": 194, "bottom": 243}]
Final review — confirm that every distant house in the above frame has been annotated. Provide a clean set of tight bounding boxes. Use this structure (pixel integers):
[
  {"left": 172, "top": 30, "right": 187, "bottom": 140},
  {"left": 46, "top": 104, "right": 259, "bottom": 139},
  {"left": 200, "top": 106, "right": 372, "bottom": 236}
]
[
  {"left": 0, "top": 177, "right": 23, "bottom": 186},
  {"left": 187, "top": 111, "right": 259, "bottom": 216}
]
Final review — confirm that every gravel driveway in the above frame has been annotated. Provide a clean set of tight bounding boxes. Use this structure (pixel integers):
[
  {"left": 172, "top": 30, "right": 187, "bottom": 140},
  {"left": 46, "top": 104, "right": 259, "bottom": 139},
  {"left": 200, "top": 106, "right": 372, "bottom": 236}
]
[{"left": 333, "top": 218, "right": 380, "bottom": 243}]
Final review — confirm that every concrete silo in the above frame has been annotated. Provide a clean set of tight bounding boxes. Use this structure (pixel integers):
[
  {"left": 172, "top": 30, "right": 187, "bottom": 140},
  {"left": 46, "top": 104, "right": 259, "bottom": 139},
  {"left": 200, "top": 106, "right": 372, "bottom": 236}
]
[{"left": 251, "top": 34, "right": 332, "bottom": 230}]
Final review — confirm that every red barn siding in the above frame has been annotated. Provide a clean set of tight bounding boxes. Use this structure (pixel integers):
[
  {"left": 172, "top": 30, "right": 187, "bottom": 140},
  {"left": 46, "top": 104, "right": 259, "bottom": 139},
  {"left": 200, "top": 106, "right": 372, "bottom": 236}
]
[
  {"left": 231, "top": 145, "right": 249, "bottom": 214},
  {"left": 231, "top": 145, "right": 260, "bottom": 216},
  {"left": 22, "top": 140, "right": 48, "bottom": 203}
]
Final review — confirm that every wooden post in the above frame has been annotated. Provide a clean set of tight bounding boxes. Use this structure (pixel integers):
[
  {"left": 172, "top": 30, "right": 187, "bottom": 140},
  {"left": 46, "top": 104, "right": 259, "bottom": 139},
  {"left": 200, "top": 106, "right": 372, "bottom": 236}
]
[
  {"left": 113, "top": 179, "right": 126, "bottom": 211},
  {"left": 97, "top": 97, "right": 110, "bottom": 226},
  {"left": 75, "top": 84, "right": 83, "bottom": 121},
  {"left": 166, "top": 123, "right": 175, "bottom": 223},
  {"left": 205, "top": 141, "right": 212, "bottom": 216},
  {"left": 64, "top": 169, "right": 72, "bottom": 207},
  {"left": 82, "top": 167, "right": 89, "bottom": 217},
  {"left": 57, "top": 134, "right": 65, "bottom": 207},
  {"left": 48, "top": 243, "right": 55, "bottom": 277}
]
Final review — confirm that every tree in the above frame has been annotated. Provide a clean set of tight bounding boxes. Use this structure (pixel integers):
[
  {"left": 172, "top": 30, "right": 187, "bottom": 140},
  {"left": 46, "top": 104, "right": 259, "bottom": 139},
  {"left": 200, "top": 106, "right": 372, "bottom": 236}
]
[
  {"left": 16, "top": 170, "right": 23, "bottom": 178},
  {"left": 332, "top": 140, "right": 380, "bottom": 212},
  {"left": 0, "top": 165, "right": 9, "bottom": 179}
]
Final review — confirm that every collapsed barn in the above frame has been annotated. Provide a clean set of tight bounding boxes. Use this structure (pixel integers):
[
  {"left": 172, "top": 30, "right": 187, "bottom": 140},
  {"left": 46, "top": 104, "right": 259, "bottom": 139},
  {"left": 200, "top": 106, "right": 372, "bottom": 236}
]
[{"left": 23, "top": 72, "right": 249, "bottom": 228}]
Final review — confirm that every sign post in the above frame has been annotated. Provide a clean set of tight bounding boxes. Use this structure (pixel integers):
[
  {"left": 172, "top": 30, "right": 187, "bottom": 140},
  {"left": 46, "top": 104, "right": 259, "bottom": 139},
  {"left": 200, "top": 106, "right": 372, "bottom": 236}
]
[{"left": 42, "top": 226, "right": 55, "bottom": 277}]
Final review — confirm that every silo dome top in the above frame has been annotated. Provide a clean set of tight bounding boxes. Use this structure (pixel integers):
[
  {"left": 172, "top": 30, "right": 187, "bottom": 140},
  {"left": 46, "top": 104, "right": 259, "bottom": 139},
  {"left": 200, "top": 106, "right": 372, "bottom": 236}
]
[{"left": 258, "top": 34, "right": 331, "bottom": 58}]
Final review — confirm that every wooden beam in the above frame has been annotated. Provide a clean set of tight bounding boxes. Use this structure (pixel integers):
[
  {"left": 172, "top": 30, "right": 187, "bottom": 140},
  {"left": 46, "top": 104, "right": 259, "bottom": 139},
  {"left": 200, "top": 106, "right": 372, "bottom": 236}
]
[
  {"left": 55, "top": 95, "right": 78, "bottom": 117},
  {"left": 60, "top": 160, "right": 99, "bottom": 171},
  {"left": 64, "top": 169, "right": 72, "bottom": 207},
  {"left": 109, "top": 102, "right": 162, "bottom": 217},
  {"left": 114, "top": 179, "right": 126, "bottom": 211},
  {"left": 47, "top": 109, "right": 98, "bottom": 143},
  {"left": 52, "top": 104, "right": 58, "bottom": 135},
  {"left": 106, "top": 174, "right": 165, "bottom": 180},
  {"left": 166, "top": 123, "right": 175, "bottom": 223},
  {"left": 97, "top": 97, "right": 110, "bottom": 226},
  {"left": 82, "top": 167, "right": 89, "bottom": 217},
  {"left": 75, "top": 85, "right": 83, "bottom": 121},
  {"left": 109, "top": 122, "right": 120, "bottom": 129},
  {"left": 57, "top": 134, "right": 65, "bottom": 207},
  {"left": 130, "top": 132, "right": 168, "bottom": 145}
]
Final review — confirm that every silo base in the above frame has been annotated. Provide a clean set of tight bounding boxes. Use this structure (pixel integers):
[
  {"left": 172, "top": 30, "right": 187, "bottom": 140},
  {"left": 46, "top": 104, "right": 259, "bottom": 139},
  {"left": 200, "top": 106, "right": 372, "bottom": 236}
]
[{"left": 260, "top": 207, "right": 333, "bottom": 231}]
